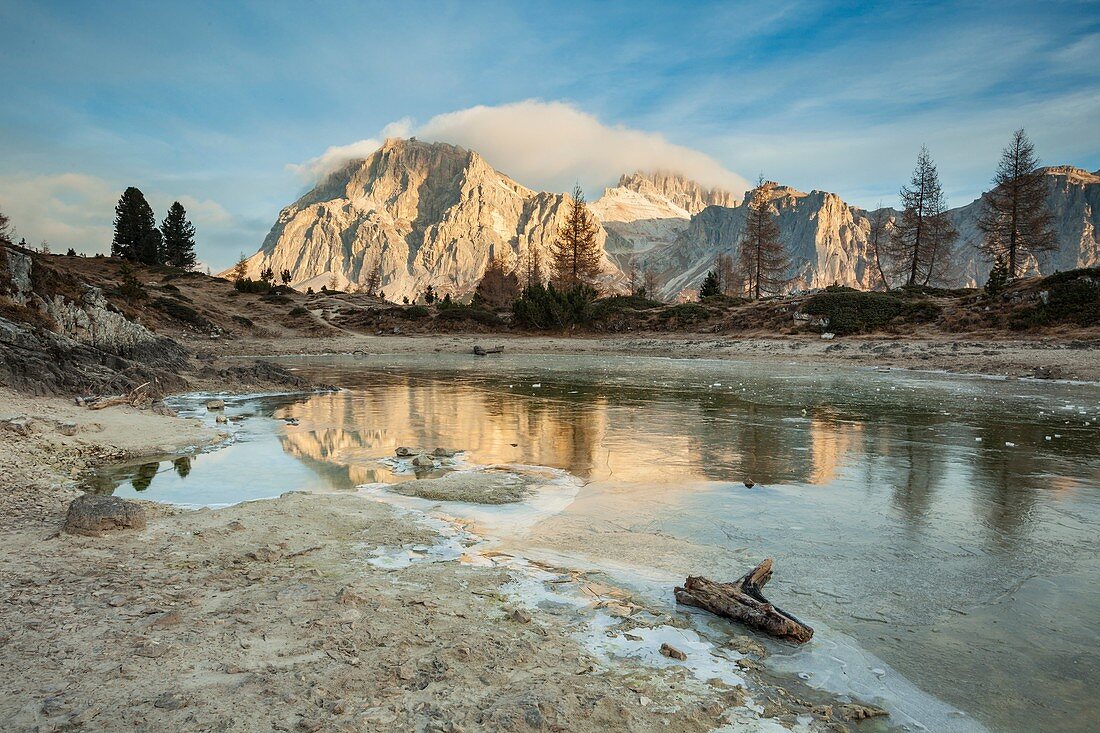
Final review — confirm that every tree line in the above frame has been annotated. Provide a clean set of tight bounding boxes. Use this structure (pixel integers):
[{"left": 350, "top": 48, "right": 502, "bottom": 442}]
[
  {"left": 701, "top": 128, "right": 1057, "bottom": 300},
  {"left": 111, "top": 187, "right": 197, "bottom": 270}
]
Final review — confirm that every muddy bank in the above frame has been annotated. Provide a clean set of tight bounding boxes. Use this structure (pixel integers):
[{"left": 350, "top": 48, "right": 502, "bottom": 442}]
[
  {"left": 183, "top": 332, "right": 1100, "bottom": 383},
  {"left": 0, "top": 387, "right": 879, "bottom": 733}
]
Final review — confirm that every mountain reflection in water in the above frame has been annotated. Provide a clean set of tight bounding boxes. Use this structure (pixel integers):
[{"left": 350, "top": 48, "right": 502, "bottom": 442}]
[{"left": 92, "top": 353, "right": 1099, "bottom": 733}]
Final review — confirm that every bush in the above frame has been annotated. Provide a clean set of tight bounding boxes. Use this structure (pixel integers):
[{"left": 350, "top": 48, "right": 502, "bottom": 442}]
[
  {"left": 436, "top": 307, "right": 502, "bottom": 326},
  {"left": 657, "top": 302, "right": 712, "bottom": 325},
  {"left": 288, "top": 306, "right": 310, "bottom": 317},
  {"left": 512, "top": 283, "right": 597, "bottom": 329},
  {"left": 232, "top": 314, "right": 254, "bottom": 328},
  {"left": 804, "top": 290, "right": 940, "bottom": 334},
  {"left": 591, "top": 294, "right": 664, "bottom": 314},
  {"left": 260, "top": 293, "right": 292, "bottom": 305},
  {"left": 234, "top": 278, "right": 271, "bottom": 294},
  {"left": 150, "top": 297, "right": 212, "bottom": 329},
  {"left": 402, "top": 305, "right": 430, "bottom": 319},
  {"left": 1010, "top": 272, "right": 1100, "bottom": 329}
]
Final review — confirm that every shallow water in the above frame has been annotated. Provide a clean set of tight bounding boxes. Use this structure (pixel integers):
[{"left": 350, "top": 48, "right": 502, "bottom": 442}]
[{"left": 92, "top": 353, "right": 1100, "bottom": 733}]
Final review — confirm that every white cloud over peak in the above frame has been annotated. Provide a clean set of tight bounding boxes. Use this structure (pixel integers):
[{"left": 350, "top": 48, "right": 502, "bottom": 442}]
[{"left": 292, "top": 101, "right": 750, "bottom": 196}]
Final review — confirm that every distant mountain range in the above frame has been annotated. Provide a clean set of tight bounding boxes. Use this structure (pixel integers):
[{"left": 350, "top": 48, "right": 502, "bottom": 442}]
[{"left": 233, "top": 138, "right": 1100, "bottom": 301}]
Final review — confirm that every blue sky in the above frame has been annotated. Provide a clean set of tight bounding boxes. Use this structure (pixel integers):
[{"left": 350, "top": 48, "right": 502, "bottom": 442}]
[{"left": 1, "top": 0, "right": 1098, "bottom": 270}]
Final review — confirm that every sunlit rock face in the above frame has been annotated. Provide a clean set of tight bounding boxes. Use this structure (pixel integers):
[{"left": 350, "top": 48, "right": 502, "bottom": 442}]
[
  {"left": 644, "top": 167, "right": 1100, "bottom": 299},
  {"left": 236, "top": 138, "right": 621, "bottom": 301},
  {"left": 239, "top": 140, "right": 1098, "bottom": 300}
]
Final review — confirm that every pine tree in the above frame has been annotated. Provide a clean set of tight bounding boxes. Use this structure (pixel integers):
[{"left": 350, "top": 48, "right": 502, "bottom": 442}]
[
  {"left": 736, "top": 180, "right": 790, "bottom": 299},
  {"left": 698, "top": 270, "right": 721, "bottom": 299},
  {"left": 522, "top": 246, "right": 544, "bottom": 288},
  {"left": 985, "top": 256, "right": 1010, "bottom": 297},
  {"left": 160, "top": 202, "right": 197, "bottom": 270},
  {"left": 231, "top": 252, "right": 249, "bottom": 283},
  {"left": 0, "top": 208, "right": 12, "bottom": 244},
  {"left": 977, "top": 129, "right": 1056, "bottom": 278},
  {"left": 280, "top": 269, "right": 292, "bottom": 286},
  {"left": 112, "top": 187, "right": 162, "bottom": 264},
  {"left": 887, "top": 147, "right": 957, "bottom": 287},
  {"left": 364, "top": 257, "right": 384, "bottom": 297},
  {"left": 550, "top": 184, "right": 602, "bottom": 288},
  {"left": 474, "top": 257, "right": 520, "bottom": 308}
]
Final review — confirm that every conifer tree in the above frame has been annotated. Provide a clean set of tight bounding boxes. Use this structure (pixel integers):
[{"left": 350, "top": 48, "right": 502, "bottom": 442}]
[
  {"left": 160, "top": 201, "right": 197, "bottom": 270},
  {"left": 867, "top": 205, "right": 891, "bottom": 290},
  {"left": 112, "top": 187, "right": 162, "bottom": 264},
  {"left": 698, "top": 270, "right": 721, "bottom": 299},
  {"left": 231, "top": 252, "right": 249, "bottom": 283},
  {"left": 887, "top": 147, "right": 957, "bottom": 286},
  {"left": 977, "top": 129, "right": 1056, "bottom": 278},
  {"left": 551, "top": 185, "right": 602, "bottom": 288},
  {"left": 0, "top": 208, "right": 12, "bottom": 244},
  {"left": 736, "top": 180, "right": 790, "bottom": 299}
]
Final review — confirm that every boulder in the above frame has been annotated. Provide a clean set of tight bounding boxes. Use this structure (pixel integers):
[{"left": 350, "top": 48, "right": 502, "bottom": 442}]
[
  {"left": 64, "top": 494, "right": 147, "bottom": 536},
  {"left": 432, "top": 447, "right": 458, "bottom": 457},
  {"left": 205, "top": 399, "right": 225, "bottom": 410},
  {"left": 395, "top": 446, "right": 415, "bottom": 457},
  {"left": 411, "top": 454, "right": 436, "bottom": 468}
]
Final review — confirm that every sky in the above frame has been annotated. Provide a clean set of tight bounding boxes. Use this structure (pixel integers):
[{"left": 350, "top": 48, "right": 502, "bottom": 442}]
[{"left": 1, "top": 0, "right": 1098, "bottom": 271}]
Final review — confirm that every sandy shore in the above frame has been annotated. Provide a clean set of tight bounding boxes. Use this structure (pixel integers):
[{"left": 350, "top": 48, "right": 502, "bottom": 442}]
[
  {"left": 0, "top": 385, "right": 878, "bottom": 732},
  {"left": 187, "top": 332, "right": 1100, "bottom": 383}
]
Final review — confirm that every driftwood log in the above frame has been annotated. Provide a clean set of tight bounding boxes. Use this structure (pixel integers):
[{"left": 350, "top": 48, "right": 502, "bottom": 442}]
[
  {"left": 472, "top": 345, "right": 504, "bottom": 356},
  {"left": 675, "top": 559, "right": 814, "bottom": 643}
]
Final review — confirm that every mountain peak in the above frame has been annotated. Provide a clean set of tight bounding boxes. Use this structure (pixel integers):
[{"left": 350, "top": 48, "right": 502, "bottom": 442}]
[{"left": 616, "top": 171, "right": 738, "bottom": 215}]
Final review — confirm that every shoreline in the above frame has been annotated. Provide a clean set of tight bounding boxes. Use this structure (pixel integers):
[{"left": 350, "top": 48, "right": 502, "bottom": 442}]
[
  {"left": 0, "top": 384, "right": 883, "bottom": 733},
  {"left": 184, "top": 332, "right": 1100, "bottom": 384}
]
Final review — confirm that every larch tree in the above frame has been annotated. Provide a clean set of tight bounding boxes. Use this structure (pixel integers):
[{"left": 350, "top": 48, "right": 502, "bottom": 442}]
[
  {"left": 867, "top": 205, "right": 892, "bottom": 290},
  {"left": 550, "top": 184, "right": 602, "bottom": 288},
  {"left": 977, "top": 129, "right": 1056, "bottom": 278},
  {"left": 887, "top": 147, "right": 958, "bottom": 286},
  {"left": 364, "top": 256, "right": 384, "bottom": 296},
  {"left": 112, "top": 187, "right": 162, "bottom": 265},
  {"left": 231, "top": 252, "right": 249, "bottom": 283},
  {"left": 474, "top": 256, "right": 520, "bottom": 308},
  {"left": 736, "top": 180, "right": 790, "bottom": 299},
  {"left": 160, "top": 201, "right": 197, "bottom": 270}
]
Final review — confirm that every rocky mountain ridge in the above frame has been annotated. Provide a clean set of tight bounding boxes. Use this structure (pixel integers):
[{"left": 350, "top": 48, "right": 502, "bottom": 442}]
[{"left": 239, "top": 139, "right": 1100, "bottom": 301}]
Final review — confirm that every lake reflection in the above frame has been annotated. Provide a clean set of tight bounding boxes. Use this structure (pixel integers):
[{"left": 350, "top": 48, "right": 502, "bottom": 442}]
[{"left": 93, "top": 353, "right": 1100, "bottom": 733}]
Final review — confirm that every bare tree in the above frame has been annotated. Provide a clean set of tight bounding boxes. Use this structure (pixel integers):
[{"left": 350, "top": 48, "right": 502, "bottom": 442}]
[
  {"left": 474, "top": 256, "right": 520, "bottom": 308},
  {"left": 714, "top": 252, "right": 742, "bottom": 295},
  {"left": 642, "top": 267, "right": 660, "bottom": 300},
  {"left": 550, "top": 184, "right": 602, "bottom": 288},
  {"left": 977, "top": 129, "right": 1056, "bottom": 278},
  {"left": 887, "top": 146, "right": 957, "bottom": 286},
  {"left": 626, "top": 260, "right": 638, "bottom": 295},
  {"left": 0, "top": 208, "right": 13, "bottom": 244},
  {"left": 867, "top": 205, "right": 892, "bottom": 290},
  {"left": 736, "top": 179, "right": 790, "bottom": 299}
]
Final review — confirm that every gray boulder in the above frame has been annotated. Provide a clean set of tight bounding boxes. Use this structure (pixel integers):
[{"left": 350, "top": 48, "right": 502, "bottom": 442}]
[{"left": 64, "top": 494, "right": 147, "bottom": 536}]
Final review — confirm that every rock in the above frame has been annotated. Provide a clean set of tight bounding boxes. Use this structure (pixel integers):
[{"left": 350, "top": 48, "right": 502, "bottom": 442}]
[
  {"left": 510, "top": 608, "right": 532, "bottom": 624},
  {"left": 659, "top": 643, "right": 687, "bottom": 661},
  {"left": 215, "top": 415, "right": 228, "bottom": 424},
  {"left": 432, "top": 447, "right": 458, "bottom": 457},
  {"left": 56, "top": 420, "right": 81, "bottom": 435},
  {"left": 411, "top": 454, "right": 436, "bottom": 467},
  {"left": 153, "top": 692, "right": 187, "bottom": 710},
  {"left": 63, "top": 494, "right": 147, "bottom": 536},
  {"left": 821, "top": 332, "right": 836, "bottom": 340},
  {"left": 205, "top": 399, "right": 225, "bottom": 410},
  {"left": 837, "top": 703, "right": 888, "bottom": 721},
  {"left": 1, "top": 416, "right": 34, "bottom": 435},
  {"left": 743, "top": 479, "right": 755, "bottom": 488},
  {"left": 395, "top": 446, "right": 415, "bottom": 457}
]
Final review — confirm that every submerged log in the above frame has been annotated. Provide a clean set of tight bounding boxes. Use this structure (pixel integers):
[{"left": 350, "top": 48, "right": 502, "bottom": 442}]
[
  {"left": 472, "top": 345, "right": 504, "bottom": 356},
  {"left": 675, "top": 559, "right": 814, "bottom": 643}
]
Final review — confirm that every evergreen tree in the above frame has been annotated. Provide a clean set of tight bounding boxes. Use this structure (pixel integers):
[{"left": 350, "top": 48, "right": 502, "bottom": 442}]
[
  {"left": 474, "top": 257, "right": 520, "bottom": 308},
  {"left": 423, "top": 285, "right": 437, "bottom": 304},
  {"left": 364, "top": 257, "right": 384, "bottom": 296},
  {"left": 160, "top": 202, "right": 197, "bottom": 270},
  {"left": 112, "top": 187, "right": 162, "bottom": 264},
  {"left": 886, "top": 147, "right": 957, "bottom": 286},
  {"left": 280, "top": 269, "right": 292, "bottom": 285},
  {"left": 550, "top": 184, "right": 602, "bottom": 288},
  {"left": 698, "top": 270, "right": 721, "bottom": 299},
  {"left": 231, "top": 252, "right": 249, "bottom": 283},
  {"left": 977, "top": 129, "right": 1056, "bottom": 278},
  {"left": 985, "top": 256, "right": 1010, "bottom": 297},
  {"left": 0, "top": 208, "right": 12, "bottom": 244},
  {"left": 736, "top": 180, "right": 790, "bottom": 299}
]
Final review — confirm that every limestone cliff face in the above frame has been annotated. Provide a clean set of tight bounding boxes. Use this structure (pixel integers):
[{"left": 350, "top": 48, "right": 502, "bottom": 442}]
[
  {"left": 243, "top": 139, "right": 1098, "bottom": 301},
  {"left": 239, "top": 139, "right": 616, "bottom": 301},
  {"left": 643, "top": 167, "right": 1100, "bottom": 299}
]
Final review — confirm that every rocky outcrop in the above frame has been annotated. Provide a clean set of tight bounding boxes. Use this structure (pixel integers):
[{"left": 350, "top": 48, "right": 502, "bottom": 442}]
[
  {"left": 616, "top": 171, "right": 739, "bottom": 215},
  {"left": 63, "top": 493, "right": 147, "bottom": 536},
  {"left": 1, "top": 243, "right": 188, "bottom": 395},
  {"left": 237, "top": 139, "right": 618, "bottom": 302}
]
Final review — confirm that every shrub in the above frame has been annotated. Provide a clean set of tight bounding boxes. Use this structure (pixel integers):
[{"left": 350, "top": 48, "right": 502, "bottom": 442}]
[
  {"left": 403, "top": 305, "right": 430, "bottom": 319},
  {"left": 232, "top": 314, "right": 254, "bottom": 328},
  {"left": 657, "top": 302, "right": 712, "bottom": 325},
  {"left": 288, "top": 306, "right": 310, "bottom": 317},
  {"left": 803, "top": 290, "right": 941, "bottom": 334},
  {"left": 150, "top": 297, "right": 212, "bottom": 329},
  {"left": 436, "top": 307, "right": 502, "bottom": 326},
  {"left": 1009, "top": 272, "right": 1100, "bottom": 329},
  {"left": 512, "top": 283, "right": 597, "bottom": 329},
  {"left": 260, "top": 293, "right": 292, "bottom": 305},
  {"left": 234, "top": 278, "right": 271, "bottom": 294}
]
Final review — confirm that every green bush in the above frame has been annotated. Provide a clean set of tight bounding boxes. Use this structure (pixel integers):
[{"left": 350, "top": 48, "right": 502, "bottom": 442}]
[
  {"left": 513, "top": 283, "right": 597, "bottom": 329},
  {"left": 804, "top": 290, "right": 941, "bottom": 334},
  {"left": 234, "top": 278, "right": 271, "bottom": 294},
  {"left": 1010, "top": 272, "right": 1100, "bottom": 329},
  {"left": 402, "top": 305, "right": 430, "bottom": 319},
  {"left": 657, "top": 302, "right": 712, "bottom": 324},
  {"left": 288, "top": 306, "right": 310, "bottom": 317},
  {"left": 436, "top": 307, "right": 502, "bottom": 326}
]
